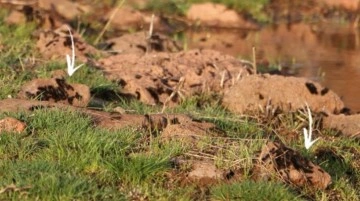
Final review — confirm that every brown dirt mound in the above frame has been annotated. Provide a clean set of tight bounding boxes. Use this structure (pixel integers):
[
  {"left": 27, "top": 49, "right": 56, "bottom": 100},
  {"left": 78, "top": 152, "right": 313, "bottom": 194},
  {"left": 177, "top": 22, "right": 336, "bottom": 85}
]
[
  {"left": 186, "top": 3, "right": 259, "bottom": 29},
  {"left": 106, "top": 32, "right": 182, "bottom": 55},
  {"left": 322, "top": 114, "right": 360, "bottom": 138},
  {"left": 97, "top": 49, "right": 253, "bottom": 105},
  {"left": 36, "top": 24, "right": 101, "bottom": 63},
  {"left": 222, "top": 74, "right": 345, "bottom": 114},
  {"left": 252, "top": 141, "right": 331, "bottom": 190},
  {"left": 18, "top": 78, "right": 90, "bottom": 107},
  {"left": 0, "top": 117, "right": 26, "bottom": 133}
]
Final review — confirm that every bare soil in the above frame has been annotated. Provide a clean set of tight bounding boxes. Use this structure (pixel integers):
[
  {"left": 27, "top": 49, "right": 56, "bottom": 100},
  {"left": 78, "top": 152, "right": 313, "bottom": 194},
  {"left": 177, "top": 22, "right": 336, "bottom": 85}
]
[{"left": 1, "top": 0, "right": 359, "bottom": 196}]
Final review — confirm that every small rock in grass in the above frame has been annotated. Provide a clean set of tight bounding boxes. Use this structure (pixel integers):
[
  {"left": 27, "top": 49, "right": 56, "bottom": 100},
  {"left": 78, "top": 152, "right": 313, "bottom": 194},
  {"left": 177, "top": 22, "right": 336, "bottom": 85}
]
[
  {"left": 188, "top": 160, "right": 223, "bottom": 180},
  {"left": 0, "top": 117, "right": 26, "bottom": 133}
]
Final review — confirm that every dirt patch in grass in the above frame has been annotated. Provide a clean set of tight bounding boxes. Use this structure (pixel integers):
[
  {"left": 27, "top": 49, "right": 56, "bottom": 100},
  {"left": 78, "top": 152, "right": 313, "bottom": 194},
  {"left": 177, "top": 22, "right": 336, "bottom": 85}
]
[
  {"left": 322, "top": 113, "right": 360, "bottom": 138},
  {"left": 0, "top": 117, "right": 26, "bottom": 133},
  {"left": 222, "top": 74, "right": 345, "bottom": 115},
  {"left": 97, "top": 49, "right": 253, "bottom": 105},
  {"left": 252, "top": 141, "right": 331, "bottom": 190}
]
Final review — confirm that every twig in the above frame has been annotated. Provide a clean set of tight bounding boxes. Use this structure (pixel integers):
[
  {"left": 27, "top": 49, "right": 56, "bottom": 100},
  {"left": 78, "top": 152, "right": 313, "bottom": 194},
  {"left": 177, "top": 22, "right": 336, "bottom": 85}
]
[
  {"left": 147, "top": 14, "right": 155, "bottom": 39},
  {"left": 236, "top": 69, "right": 243, "bottom": 81},
  {"left": 94, "top": 0, "right": 125, "bottom": 45},
  {"left": 161, "top": 77, "right": 185, "bottom": 113},
  {"left": 220, "top": 70, "right": 226, "bottom": 88},
  {"left": 252, "top": 46, "right": 257, "bottom": 74},
  {"left": 146, "top": 14, "right": 155, "bottom": 54}
]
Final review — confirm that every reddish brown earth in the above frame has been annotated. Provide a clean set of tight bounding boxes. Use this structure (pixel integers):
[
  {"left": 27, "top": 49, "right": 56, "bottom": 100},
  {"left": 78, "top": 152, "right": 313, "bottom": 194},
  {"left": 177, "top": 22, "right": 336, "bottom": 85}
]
[
  {"left": 18, "top": 77, "right": 91, "bottom": 107},
  {"left": 105, "top": 31, "right": 182, "bottom": 55},
  {"left": 323, "top": 114, "right": 360, "bottom": 137},
  {"left": 0, "top": 117, "right": 27, "bottom": 133},
  {"left": 36, "top": 25, "right": 101, "bottom": 63},
  {"left": 186, "top": 3, "right": 258, "bottom": 29},
  {"left": 1, "top": 0, "right": 360, "bottom": 193},
  {"left": 97, "top": 49, "right": 253, "bottom": 105},
  {"left": 222, "top": 74, "right": 345, "bottom": 114}
]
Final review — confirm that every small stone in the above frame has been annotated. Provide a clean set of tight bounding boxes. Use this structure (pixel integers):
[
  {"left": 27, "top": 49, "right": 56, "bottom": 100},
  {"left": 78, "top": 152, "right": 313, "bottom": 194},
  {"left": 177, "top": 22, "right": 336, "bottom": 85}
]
[{"left": 0, "top": 117, "right": 26, "bottom": 133}]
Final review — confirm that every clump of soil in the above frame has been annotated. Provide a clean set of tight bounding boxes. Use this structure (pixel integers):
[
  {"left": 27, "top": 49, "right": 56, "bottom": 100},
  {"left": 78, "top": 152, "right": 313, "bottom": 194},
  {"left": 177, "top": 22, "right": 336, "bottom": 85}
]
[
  {"left": 36, "top": 25, "right": 101, "bottom": 63},
  {"left": 18, "top": 78, "right": 90, "bottom": 107},
  {"left": 222, "top": 74, "right": 345, "bottom": 114},
  {"left": 0, "top": 117, "right": 27, "bottom": 133},
  {"left": 105, "top": 31, "right": 182, "bottom": 55},
  {"left": 186, "top": 3, "right": 259, "bottom": 29},
  {"left": 171, "top": 158, "right": 225, "bottom": 185},
  {"left": 322, "top": 113, "right": 360, "bottom": 137},
  {"left": 252, "top": 141, "right": 331, "bottom": 190},
  {"left": 98, "top": 49, "right": 253, "bottom": 105}
]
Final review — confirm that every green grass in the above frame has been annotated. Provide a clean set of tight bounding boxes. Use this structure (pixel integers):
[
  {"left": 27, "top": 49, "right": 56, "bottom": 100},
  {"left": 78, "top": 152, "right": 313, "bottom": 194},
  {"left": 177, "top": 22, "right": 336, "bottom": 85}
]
[
  {"left": 210, "top": 180, "right": 305, "bottom": 201},
  {"left": 0, "top": 10, "right": 38, "bottom": 99},
  {"left": 0, "top": 5, "right": 359, "bottom": 201}
]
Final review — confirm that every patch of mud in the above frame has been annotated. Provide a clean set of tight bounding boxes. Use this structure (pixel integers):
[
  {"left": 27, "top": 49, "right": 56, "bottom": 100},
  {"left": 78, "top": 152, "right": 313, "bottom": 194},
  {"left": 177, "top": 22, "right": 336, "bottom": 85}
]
[
  {"left": 18, "top": 77, "right": 90, "bottom": 107},
  {"left": 186, "top": 3, "right": 259, "bottom": 29},
  {"left": 105, "top": 32, "right": 182, "bottom": 55},
  {"left": 252, "top": 141, "right": 331, "bottom": 190},
  {"left": 322, "top": 113, "right": 360, "bottom": 138},
  {"left": 36, "top": 25, "right": 101, "bottom": 62},
  {"left": 222, "top": 74, "right": 345, "bottom": 114},
  {"left": 0, "top": 117, "right": 26, "bottom": 133},
  {"left": 103, "top": 6, "right": 145, "bottom": 31},
  {"left": 98, "top": 49, "right": 253, "bottom": 105},
  {"left": 38, "top": 0, "right": 92, "bottom": 21}
]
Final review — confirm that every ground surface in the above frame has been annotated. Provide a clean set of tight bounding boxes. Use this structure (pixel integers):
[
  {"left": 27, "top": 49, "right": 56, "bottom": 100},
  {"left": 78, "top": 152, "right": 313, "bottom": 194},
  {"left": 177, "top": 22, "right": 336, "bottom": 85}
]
[{"left": 0, "top": 0, "right": 359, "bottom": 200}]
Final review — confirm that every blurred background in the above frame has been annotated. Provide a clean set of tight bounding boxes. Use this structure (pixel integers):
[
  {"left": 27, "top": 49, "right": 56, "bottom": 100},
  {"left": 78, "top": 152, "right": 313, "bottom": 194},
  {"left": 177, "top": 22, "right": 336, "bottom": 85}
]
[{"left": 1, "top": 0, "right": 360, "bottom": 111}]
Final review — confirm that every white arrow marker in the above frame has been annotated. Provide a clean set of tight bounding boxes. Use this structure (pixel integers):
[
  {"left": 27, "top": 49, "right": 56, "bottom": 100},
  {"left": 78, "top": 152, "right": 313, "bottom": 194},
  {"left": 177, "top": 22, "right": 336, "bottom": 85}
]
[
  {"left": 303, "top": 104, "right": 319, "bottom": 150},
  {"left": 66, "top": 26, "right": 84, "bottom": 77}
]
